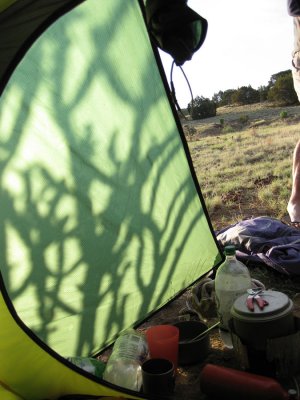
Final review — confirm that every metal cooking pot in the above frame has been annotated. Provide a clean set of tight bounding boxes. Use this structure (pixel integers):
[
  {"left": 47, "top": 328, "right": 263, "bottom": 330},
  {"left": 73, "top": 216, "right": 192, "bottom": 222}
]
[{"left": 230, "top": 290, "right": 295, "bottom": 350}]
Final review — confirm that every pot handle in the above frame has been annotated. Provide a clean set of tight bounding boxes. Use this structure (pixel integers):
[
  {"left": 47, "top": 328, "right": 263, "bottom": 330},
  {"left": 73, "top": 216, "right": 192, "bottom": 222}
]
[{"left": 251, "top": 279, "right": 266, "bottom": 291}]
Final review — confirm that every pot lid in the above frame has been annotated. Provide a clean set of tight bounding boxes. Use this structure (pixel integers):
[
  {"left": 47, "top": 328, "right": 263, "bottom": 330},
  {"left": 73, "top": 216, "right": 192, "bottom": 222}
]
[{"left": 231, "top": 290, "right": 293, "bottom": 322}]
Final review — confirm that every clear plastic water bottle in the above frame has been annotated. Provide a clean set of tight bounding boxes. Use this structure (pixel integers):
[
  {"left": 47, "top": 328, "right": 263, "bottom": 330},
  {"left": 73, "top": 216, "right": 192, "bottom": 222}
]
[
  {"left": 215, "top": 245, "right": 251, "bottom": 346},
  {"left": 103, "top": 329, "right": 148, "bottom": 391}
]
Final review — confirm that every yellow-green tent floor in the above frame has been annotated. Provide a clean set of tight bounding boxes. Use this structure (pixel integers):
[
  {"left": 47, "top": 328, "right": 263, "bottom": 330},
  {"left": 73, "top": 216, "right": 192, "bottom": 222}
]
[{"left": 0, "top": 283, "right": 143, "bottom": 400}]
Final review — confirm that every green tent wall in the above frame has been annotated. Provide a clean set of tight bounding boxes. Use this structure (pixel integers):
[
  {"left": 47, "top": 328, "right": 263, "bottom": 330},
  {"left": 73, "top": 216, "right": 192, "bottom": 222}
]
[{"left": 0, "top": 0, "right": 223, "bottom": 398}]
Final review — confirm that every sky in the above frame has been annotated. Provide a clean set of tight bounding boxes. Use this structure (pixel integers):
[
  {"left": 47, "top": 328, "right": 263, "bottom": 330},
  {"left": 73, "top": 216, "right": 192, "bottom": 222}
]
[{"left": 160, "top": 0, "right": 294, "bottom": 108}]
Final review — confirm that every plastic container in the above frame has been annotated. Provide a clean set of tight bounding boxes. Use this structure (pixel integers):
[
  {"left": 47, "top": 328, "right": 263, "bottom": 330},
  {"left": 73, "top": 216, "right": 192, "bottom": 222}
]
[
  {"left": 103, "top": 329, "right": 148, "bottom": 391},
  {"left": 146, "top": 325, "right": 179, "bottom": 368},
  {"left": 215, "top": 245, "right": 251, "bottom": 336}
]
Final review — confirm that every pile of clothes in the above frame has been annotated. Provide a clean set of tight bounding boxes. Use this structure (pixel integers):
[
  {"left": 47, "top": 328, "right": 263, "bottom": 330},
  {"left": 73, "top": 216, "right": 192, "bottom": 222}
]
[{"left": 216, "top": 216, "right": 300, "bottom": 276}]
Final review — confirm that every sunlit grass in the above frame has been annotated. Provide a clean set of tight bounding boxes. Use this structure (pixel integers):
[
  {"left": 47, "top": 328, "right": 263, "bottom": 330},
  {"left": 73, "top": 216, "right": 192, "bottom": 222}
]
[{"left": 187, "top": 105, "right": 300, "bottom": 230}]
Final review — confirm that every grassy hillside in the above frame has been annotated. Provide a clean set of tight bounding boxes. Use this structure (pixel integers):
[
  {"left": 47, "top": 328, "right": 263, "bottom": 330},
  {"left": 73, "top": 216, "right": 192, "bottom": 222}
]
[{"left": 185, "top": 103, "right": 300, "bottom": 230}]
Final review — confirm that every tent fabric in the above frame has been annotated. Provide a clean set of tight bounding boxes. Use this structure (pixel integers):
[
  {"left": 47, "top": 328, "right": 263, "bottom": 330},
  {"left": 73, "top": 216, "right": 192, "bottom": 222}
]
[
  {"left": 0, "top": 0, "right": 222, "bottom": 398},
  {"left": 0, "top": 0, "right": 17, "bottom": 12},
  {"left": 0, "top": 280, "right": 139, "bottom": 400},
  {"left": 0, "top": 0, "right": 84, "bottom": 94},
  {"left": 0, "top": 383, "right": 24, "bottom": 400}
]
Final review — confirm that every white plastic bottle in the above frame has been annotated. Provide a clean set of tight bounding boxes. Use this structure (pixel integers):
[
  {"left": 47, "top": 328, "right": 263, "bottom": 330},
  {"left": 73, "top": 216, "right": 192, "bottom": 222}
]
[
  {"left": 103, "top": 329, "right": 148, "bottom": 391},
  {"left": 215, "top": 245, "right": 251, "bottom": 347}
]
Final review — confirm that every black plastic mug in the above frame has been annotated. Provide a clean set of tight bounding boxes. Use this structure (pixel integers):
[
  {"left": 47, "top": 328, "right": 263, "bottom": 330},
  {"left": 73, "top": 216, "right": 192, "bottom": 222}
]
[{"left": 142, "top": 358, "right": 175, "bottom": 395}]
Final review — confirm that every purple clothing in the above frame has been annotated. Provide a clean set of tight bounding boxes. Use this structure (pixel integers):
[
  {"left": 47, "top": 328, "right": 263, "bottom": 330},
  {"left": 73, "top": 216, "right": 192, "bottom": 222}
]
[
  {"left": 216, "top": 217, "right": 300, "bottom": 276},
  {"left": 288, "top": 0, "right": 300, "bottom": 16}
]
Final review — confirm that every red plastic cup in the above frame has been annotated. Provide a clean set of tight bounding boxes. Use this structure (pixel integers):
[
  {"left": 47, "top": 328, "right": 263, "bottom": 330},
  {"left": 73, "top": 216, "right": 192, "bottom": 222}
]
[{"left": 146, "top": 325, "right": 179, "bottom": 368}]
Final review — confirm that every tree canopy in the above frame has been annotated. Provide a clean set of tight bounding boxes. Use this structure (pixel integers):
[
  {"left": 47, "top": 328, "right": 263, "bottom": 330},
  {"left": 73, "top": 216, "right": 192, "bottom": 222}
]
[
  {"left": 188, "top": 96, "right": 216, "bottom": 120},
  {"left": 267, "top": 70, "right": 298, "bottom": 105},
  {"left": 188, "top": 69, "right": 298, "bottom": 115}
]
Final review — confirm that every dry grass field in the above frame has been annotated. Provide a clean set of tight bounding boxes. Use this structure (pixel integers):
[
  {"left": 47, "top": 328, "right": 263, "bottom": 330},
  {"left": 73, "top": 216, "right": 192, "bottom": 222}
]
[{"left": 183, "top": 102, "right": 300, "bottom": 231}]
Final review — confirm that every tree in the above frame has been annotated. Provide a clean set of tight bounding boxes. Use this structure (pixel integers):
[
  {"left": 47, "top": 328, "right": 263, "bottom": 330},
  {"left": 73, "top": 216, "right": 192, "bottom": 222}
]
[
  {"left": 258, "top": 85, "right": 269, "bottom": 102},
  {"left": 211, "top": 89, "right": 237, "bottom": 107},
  {"left": 212, "top": 90, "right": 223, "bottom": 107},
  {"left": 188, "top": 96, "right": 216, "bottom": 120},
  {"left": 221, "top": 89, "right": 236, "bottom": 106},
  {"left": 267, "top": 72, "right": 298, "bottom": 105},
  {"left": 268, "top": 70, "right": 291, "bottom": 88},
  {"left": 231, "top": 85, "right": 260, "bottom": 105}
]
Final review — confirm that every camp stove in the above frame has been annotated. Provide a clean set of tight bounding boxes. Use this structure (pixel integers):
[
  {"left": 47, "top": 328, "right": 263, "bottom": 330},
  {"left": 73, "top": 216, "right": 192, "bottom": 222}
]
[{"left": 229, "top": 290, "right": 300, "bottom": 377}]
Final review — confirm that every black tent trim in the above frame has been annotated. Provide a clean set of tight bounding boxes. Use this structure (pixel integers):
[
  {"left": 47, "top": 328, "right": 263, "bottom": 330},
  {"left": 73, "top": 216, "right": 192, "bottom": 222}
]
[{"left": 0, "top": 0, "right": 84, "bottom": 96}]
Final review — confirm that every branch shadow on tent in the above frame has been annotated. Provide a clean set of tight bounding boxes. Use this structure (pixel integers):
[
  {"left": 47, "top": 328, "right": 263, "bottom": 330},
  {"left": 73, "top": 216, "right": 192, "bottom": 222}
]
[{"left": 0, "top": 0, "right": 208, "bottom": 359}]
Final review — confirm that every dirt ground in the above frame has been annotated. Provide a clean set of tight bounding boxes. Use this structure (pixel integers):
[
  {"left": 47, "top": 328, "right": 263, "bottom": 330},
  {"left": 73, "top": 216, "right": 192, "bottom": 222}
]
[
  {"left": 133, "top": 265, "right": 300, "bottom": 399},
  {"left": 99, "top": 262, "right": 300, "bottom": 399}
]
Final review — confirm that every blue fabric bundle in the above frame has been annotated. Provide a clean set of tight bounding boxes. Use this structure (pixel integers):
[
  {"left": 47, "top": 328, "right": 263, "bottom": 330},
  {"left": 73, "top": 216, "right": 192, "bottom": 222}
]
[{"left": 217, "top": 216, "right": 300, "bottom": 276}]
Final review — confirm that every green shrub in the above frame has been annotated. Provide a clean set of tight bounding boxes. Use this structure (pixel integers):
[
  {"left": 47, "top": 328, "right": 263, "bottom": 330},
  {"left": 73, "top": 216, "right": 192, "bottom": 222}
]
[
  {"left": 239, "top": 115, "right": 249, "bottom": 124},
  {"left": 222, "top": 124, "right": 234, "bottom": 133},
  {"left": 280, "top": 111, "right": 288, "bottom": 119},
  {"left": 188, "top": 96, "right": 217, "bottom": 120}
]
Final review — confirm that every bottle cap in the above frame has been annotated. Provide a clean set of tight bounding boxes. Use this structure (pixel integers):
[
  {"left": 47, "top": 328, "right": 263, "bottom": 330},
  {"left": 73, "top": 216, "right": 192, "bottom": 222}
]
[{"left": 224, "top": 245, "right": 236, "bottom": 256}]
